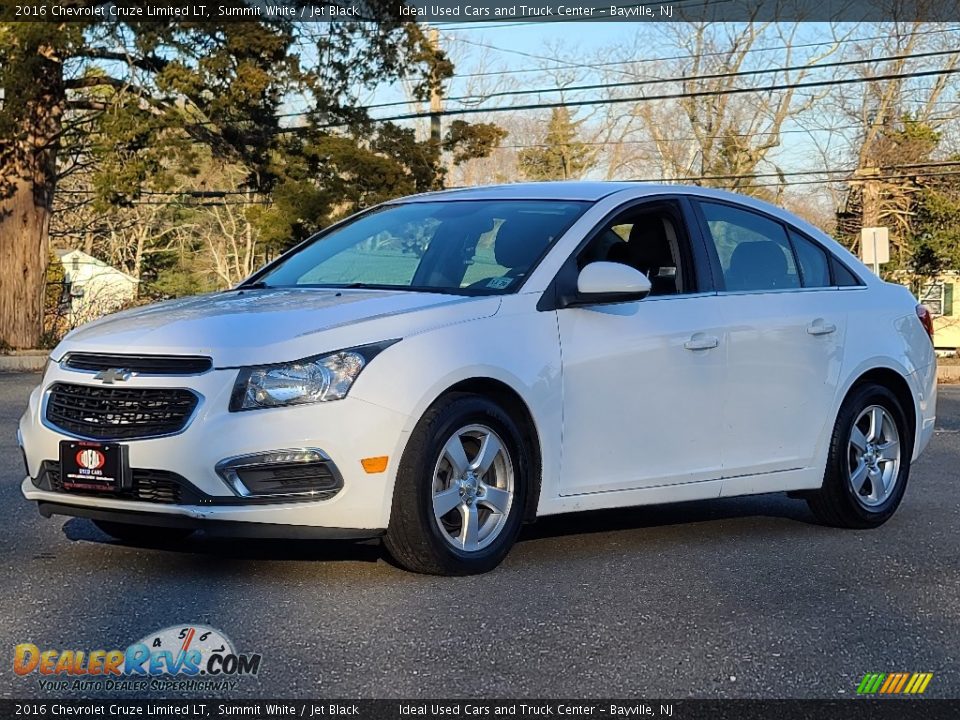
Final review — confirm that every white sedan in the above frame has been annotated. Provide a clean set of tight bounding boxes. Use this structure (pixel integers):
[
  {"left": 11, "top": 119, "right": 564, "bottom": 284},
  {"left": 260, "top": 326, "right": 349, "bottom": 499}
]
[{"left": 19, "top": 182, "right": 937, "bottom": 574}]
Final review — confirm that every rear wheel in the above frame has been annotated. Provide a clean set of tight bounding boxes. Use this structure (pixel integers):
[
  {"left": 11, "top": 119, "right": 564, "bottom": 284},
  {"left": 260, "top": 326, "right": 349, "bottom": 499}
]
[
  {"left": 93, "top": 520, "right": 194, "bottom": 544},
  {"left": 807, "top": 383, "right": 912, "bottom": 528},
  {"left": 384, "top": 393, "right": 529, "bottom": 575}
]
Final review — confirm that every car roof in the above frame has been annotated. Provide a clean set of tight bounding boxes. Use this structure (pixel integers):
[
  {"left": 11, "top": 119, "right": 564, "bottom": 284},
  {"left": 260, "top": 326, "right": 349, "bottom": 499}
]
[
  {"left": 391, "top": 181, "right": 652, "bottom": 203},
  {"left": 389, "top": 182, "right": 790, "bottom": 212},
  {"left": 392, "top": 181, "right": 816, "bottom": 231}
]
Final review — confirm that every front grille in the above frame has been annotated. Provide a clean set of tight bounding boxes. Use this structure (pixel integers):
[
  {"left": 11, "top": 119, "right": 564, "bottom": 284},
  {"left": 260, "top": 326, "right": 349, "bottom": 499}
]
[
  {"left": 63, "top": 353, "right": 212, "bottom": 375},
  {"left": 36, "top": 461, "right": 199, "bottom": 505},
  {"left": 46, "top": 383, "right": 198, "bottom": 440}
]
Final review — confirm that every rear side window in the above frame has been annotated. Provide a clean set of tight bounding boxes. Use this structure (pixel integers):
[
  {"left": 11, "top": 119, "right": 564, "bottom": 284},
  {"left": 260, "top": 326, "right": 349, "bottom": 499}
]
[
  {"left": 789, "top": 230, "right": 831, "bottom": 288},
  {"left": 699, "top": 202, "right": 799, "bottom": 291},
  {"left": 832, "top": 258, "right": 863, "bottom": 287}
]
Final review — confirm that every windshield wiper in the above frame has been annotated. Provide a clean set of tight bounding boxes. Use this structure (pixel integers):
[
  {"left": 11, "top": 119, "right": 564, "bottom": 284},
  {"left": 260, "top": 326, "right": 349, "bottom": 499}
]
[{"left": 236, "top": 281, "right": 272, "bottom": 291}]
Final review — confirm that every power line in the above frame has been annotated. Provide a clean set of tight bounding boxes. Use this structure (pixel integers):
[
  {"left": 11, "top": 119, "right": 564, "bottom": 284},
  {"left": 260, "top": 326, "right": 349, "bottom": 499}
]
[
  {"left": 624, "top": 160, "right": 960, "bottom": 184},
  {"left": 468, "top": 116, "right": 960, "bottom": 148},
  {"left": 666, "top": 168, "right": 960, "bottom": 188},
  {"left": 440, "top": 47, "right": 960, "bottom": 106},
  {"left": 438, "top": 24, "right": 960, "bottom": 79},
  {"left": 271, "top": 55, "right": 960, "bottom": 127},
  {"left": 347, "top": 65, "right": 960, "bottom": 126},
  {"left": 55, "top": 162, "right": 960, "bottom": 202},
  {"left": 267, "top": 27, "right": 960, "bottom": 117}
]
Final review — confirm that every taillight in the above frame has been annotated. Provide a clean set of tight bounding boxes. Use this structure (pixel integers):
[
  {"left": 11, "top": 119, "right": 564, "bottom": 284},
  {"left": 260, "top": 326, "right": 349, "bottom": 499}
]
[{"left": 916, "top": 304, "right": 934, "bottom": 343}]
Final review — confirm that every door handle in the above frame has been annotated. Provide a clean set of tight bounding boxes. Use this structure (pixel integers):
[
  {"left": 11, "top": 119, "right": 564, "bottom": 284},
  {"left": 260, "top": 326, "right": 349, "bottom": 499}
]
[
  {"left": 807, "top": 319, "right": 837, "bottom": 336},
  {"left": 684, "top": 334, "right": 719, "bottom": 351}
]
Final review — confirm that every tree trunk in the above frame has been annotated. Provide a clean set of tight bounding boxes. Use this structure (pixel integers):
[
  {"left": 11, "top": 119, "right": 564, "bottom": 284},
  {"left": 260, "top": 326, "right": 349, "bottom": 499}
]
[
  {"left": 0, "top": 44, "right": 63, "bottom": 349},
  {"left": 0, "top": 177, "right": 53, "bottom": 348}
]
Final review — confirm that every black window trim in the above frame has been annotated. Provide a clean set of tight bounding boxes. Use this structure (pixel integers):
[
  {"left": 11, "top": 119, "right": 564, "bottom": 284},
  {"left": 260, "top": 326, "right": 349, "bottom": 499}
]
[
  {"left": 690, "top": 197, "right": 866, "bottom": 294},
  {"left": 537, "top": 194, "right": 716, "bottom": 312}
]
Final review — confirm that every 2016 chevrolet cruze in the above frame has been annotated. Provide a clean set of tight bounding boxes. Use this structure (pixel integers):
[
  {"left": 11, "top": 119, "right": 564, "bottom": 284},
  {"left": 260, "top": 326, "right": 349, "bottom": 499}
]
[{"left": 19, "top": 183, "right": 937, "bottom": 574}]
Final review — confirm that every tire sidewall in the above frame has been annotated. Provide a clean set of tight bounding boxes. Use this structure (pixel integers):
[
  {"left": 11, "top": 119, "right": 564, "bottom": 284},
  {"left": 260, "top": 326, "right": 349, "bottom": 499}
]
[
  {"left": 832, "top": 384, "right": 912, "bottom": 524},
  {"left": 410, "top": 396, "right": 528, "bottom": 573}
]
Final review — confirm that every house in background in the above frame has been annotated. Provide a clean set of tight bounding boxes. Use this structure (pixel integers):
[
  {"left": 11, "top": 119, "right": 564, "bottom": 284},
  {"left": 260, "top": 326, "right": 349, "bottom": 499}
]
[
  {"left": 54, "top": 249, "right": 139, "bottom": 326},
  {"left": 919, "top": 273, "right": 959, "bottom": 354}
]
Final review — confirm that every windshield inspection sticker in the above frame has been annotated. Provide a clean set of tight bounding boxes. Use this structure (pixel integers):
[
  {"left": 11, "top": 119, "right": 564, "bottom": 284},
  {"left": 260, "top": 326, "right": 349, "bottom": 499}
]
[{"left": 486, "top": 277, "right": 512, "bottom": 289}]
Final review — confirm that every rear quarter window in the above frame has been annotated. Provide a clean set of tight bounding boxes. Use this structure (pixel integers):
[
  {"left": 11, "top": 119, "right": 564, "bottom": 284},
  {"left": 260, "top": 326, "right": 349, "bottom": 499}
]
[
  {"left": 789, "top": 231, "right": 831, "bottom": 288},
  {"left": 831, "top": 257, "right": 864, "bottom": 287}
]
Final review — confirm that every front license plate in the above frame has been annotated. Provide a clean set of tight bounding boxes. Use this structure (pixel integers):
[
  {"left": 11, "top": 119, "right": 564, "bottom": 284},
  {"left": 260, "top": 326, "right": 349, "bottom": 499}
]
[{"left": 59, "top": 440, "right": 125, "bottom": 492}]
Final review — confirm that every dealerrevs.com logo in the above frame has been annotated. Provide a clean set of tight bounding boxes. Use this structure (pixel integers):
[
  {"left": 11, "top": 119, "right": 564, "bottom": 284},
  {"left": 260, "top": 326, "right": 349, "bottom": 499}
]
[{"left": 13, "top": 625, "right": 262, "bottom": 692}]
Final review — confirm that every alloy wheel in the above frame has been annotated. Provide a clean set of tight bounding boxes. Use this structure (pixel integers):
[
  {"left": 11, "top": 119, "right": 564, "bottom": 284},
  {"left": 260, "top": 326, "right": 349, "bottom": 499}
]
[
  {"left": 431, "top": 424, "right": 515, "bottom": 552},
  {"left": 847, "top": 404, "right": 901, "bottom": 508}
]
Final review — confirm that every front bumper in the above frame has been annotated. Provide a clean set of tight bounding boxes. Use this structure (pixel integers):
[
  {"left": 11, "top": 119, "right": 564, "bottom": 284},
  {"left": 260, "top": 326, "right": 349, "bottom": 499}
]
[
  {"left": 19, "top": 366, "right": 412, "bottom": 533},
  {"left": 24, "top": 484, "right": 383, "bottom": 539}
]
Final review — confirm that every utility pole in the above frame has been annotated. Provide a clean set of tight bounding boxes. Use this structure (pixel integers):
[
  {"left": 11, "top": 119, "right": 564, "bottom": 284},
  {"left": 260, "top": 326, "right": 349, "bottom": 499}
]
[
  {"left": 860, "top": 167, "right": 881, "bottom": 229},
  {"left": 426, "top": 24, "right": 444, "bottom": 189},
  {"left": 853, "top": 166, "right": 881, "bottom": 268},
  {"left": 428, "top": 25, "right": 442, "bottom": 144}
]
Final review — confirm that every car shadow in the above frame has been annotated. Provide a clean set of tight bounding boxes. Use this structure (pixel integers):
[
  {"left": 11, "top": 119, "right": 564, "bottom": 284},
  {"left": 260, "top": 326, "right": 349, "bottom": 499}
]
[
  {"left": 519, "top": 491, "right": 819, "bottom": 543},
  {"left": 61, "top": 517, "right": 384, "bottom": 564},
  {"left": 60, "top": 491, "right": 819, "bottom": 567}
]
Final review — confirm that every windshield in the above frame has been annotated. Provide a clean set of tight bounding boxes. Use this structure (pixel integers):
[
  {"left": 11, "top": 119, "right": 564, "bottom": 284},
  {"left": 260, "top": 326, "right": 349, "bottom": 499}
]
[{"left": 252, "top": 199, "right": 590, "bottom": 294}]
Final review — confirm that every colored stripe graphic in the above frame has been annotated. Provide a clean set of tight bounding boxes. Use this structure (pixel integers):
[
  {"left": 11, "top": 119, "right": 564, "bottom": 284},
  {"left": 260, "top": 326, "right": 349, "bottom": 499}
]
[
  {"left": 893, "top": 673, "right": 910, "bottom": 693},
  {"left": 905, "top": 673, "right": 934, "bottom": 694},
  {"left": 857, "top": 672, "right": 933, "bottom": 694},
  {"left": 857, "top": 673, "right": 886, "bottom": 694},
  {"left": 879, "top": 674, "right": 896, "bottom": 693}
]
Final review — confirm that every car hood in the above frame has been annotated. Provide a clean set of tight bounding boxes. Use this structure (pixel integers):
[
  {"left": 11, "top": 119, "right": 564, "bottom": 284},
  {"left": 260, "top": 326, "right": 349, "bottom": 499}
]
[{"left": 53, "top": 287, "right": 501, "bottom": 367}]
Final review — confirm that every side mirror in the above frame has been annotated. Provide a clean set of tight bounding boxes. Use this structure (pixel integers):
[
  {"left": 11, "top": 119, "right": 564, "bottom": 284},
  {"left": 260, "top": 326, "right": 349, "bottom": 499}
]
[{"left": 563, "top": 262, "right": 652, "bottom": 307}]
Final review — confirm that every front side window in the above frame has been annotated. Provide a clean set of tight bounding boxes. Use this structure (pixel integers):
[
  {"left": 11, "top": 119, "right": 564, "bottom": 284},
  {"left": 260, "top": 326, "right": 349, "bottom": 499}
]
[
  {"left": 253, "top": 200, "right": 589, "bottom": 294},
  {"left": 577, "top": 204, "right": 689, "bottom": 296},
  {"left": 700, "top": 202, "right": 799, "bottom": 292}
]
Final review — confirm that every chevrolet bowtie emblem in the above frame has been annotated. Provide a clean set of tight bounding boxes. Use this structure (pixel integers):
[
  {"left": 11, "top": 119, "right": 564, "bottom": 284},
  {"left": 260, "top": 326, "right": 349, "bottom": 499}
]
[{"left": 93, "top": 368, "right": 133, "bottom": 384}]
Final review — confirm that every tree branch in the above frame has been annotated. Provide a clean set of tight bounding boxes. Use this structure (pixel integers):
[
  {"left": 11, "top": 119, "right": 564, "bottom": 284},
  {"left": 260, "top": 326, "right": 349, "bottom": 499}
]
[{"left": 76, "top": 48, "right": 169, "bottom": 74}]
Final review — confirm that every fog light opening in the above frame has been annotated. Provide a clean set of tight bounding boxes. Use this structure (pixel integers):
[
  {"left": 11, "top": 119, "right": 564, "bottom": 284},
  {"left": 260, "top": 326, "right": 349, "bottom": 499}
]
[{"left": 215, "top": 448, "right": 344, "bottom": 500}]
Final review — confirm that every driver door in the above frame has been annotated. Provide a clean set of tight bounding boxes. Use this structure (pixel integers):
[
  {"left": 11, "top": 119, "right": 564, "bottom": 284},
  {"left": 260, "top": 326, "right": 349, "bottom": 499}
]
[{"left": 556, "top": 199, "right": 728, "bottom": 495}]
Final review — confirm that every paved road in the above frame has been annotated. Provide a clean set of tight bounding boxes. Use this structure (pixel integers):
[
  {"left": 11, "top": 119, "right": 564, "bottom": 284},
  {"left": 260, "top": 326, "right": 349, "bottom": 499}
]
[{"left": 1, "top": 372, "right": 958, "bottom": 699}]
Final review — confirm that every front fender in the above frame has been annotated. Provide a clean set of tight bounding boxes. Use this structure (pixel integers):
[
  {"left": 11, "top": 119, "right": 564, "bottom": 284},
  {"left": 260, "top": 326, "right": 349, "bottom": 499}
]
[{"left": 350, "top": 298, "right": 562, "bottom": 521}]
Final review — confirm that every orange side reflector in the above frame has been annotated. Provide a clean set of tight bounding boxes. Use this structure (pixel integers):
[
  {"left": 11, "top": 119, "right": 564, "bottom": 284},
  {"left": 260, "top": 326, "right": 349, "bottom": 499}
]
[{"left": 361, "top": 456, "right": 389, "bottom": 474}]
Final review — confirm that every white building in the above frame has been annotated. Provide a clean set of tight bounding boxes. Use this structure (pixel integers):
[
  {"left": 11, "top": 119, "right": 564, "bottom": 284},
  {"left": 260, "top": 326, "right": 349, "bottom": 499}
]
[{"left": 55, "top": 249, "right": 139, "bottom": 325}]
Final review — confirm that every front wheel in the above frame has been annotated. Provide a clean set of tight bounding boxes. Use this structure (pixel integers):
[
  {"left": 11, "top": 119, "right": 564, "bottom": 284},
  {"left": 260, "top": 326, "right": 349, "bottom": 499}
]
[
  {"left": 807, "top": 382, "right": 912, "bottom": 528},
  {"left": 384, "top": 393, "right": 530, "bottom": 575}
]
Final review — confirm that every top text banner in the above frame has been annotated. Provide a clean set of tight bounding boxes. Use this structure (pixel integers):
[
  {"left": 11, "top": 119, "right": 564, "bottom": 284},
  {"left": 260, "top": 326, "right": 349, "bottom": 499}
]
[{"left": 3, "top": 0, "right": 957, "bottom": 22}]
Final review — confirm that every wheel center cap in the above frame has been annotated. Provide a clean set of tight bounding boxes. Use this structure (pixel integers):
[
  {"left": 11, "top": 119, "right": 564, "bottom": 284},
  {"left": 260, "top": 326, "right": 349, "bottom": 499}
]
[{"left": 460, "top": 472, "right": 479, "bottom": 503}]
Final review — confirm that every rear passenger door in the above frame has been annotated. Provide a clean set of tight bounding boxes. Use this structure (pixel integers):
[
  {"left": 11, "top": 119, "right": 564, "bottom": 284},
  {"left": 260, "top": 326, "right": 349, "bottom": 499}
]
[{"left": 693, "top": 200, "right": 848, "bottom": 478}]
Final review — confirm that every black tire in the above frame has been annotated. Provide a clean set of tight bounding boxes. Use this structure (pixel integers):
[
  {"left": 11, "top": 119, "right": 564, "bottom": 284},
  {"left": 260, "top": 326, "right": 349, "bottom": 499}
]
[
  {"left": 384, "top": 392, "right": 530, "bottom": 575},
  {"left": 807, "top": 382, "right": 913, "bottom": 528},
  {"left": 93, "top": 520, "right": 194, "bottom": 544}
]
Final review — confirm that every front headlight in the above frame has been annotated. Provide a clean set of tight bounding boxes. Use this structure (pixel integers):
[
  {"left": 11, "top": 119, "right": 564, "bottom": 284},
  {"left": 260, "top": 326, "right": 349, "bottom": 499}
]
[{"left": 229, "top": 341, "right": 397, "bottom": 412}]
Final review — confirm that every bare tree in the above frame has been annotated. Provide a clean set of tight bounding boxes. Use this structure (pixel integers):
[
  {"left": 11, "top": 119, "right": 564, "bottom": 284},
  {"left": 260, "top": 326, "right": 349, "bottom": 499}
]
[{"left": 588, "top": 21, "right": 846, "bottom": 197}]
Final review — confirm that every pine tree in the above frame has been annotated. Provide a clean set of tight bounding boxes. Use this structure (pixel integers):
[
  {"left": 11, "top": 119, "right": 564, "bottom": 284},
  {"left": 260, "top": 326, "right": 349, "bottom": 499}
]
[{"left": 517, "top": 108, "right": 595, "bottom": 181}]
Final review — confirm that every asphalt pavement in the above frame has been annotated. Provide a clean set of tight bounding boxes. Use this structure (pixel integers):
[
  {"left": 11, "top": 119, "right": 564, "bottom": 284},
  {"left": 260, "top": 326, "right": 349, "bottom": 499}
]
[{"left": 1, "top": 372, "right": 958, "bottom": 699}]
